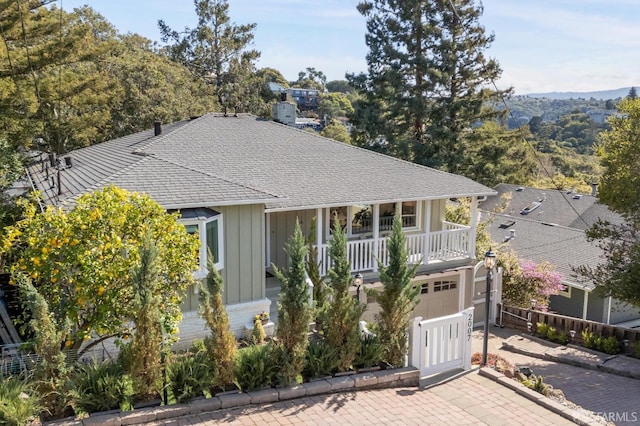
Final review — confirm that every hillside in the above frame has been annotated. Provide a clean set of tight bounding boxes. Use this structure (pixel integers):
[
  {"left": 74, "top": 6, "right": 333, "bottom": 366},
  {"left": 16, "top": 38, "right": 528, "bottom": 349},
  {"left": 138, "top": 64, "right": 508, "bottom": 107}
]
[{"left": 525, "top": 87, "right": 634, "bottom": 100}]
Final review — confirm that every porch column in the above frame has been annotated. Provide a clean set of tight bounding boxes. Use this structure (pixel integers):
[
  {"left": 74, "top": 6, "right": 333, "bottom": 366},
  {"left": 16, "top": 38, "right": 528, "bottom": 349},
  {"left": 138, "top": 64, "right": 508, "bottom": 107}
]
[
  {"left": 316, "top": 208, "right": 323, "bottom": 269},
  {"left": 582, "top": 290, "right": 589, "bottom": 320},
  {"left": 469, "top": 196, "right": 478, "bottom": 259},
  {"left": 422, "top": 200, "right": 432, "bottom": 265},
  {"left": 265, "top": 212, "right": 271, "bottom": 268},
  {"left": 372, "top": 204, "right": 380, "bottom": 272},
  {"left": 605, "top": 296, "right": 612, "bottom": 325},
  {"left": 458, "top": 269, "right": 466, "bottom": 311}
]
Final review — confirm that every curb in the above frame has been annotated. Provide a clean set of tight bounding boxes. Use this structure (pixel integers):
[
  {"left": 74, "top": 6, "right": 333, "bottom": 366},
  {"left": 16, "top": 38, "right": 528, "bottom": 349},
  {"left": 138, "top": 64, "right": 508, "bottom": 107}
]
[
  {"left": 48, "top": 367, "right": 420, "bottom": 425},
  {"left": 478, "top": 367, "right": 602, "bottom": 426},
  {"left": 502, "top": 334, "right": 640, "bottom": 380}
]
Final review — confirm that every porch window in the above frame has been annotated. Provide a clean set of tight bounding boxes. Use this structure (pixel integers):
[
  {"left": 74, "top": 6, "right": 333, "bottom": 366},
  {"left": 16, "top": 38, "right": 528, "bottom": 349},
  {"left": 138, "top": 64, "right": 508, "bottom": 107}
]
[
  {"left": 351, "top": 204, "right": 372, "bottom": 235},
  {"left": 401, "top": 201, "right": 417, "bottom": 228},
  {"left": 378, "top": 201, "right": 419, "bottom": 232},
  {"left": 176, "top": 208, "right": 224, "bottom": 277}
]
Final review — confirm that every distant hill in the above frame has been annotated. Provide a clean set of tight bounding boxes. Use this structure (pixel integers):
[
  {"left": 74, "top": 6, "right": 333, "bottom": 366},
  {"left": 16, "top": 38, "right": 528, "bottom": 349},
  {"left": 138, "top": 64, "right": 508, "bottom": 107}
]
[{"left": 525, "top": 87, "right": 634, "bottom": 100}]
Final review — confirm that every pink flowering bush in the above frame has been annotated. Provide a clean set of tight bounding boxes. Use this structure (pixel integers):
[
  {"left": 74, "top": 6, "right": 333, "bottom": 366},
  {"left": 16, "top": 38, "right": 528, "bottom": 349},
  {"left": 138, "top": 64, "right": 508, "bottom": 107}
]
[{"left": 501, "top": 251, "right": 564, "bottom": 310}]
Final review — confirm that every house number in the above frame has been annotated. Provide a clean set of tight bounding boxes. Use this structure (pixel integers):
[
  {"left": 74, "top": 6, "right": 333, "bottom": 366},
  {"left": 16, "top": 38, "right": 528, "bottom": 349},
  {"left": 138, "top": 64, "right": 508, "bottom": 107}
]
[{"left": 466, "top": 312, "right": 473, "bottom": 341}]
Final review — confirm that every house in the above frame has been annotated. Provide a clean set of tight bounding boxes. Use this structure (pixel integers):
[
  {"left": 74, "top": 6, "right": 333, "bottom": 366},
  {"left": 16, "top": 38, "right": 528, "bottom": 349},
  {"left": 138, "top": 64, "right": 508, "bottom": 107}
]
[
  {"left": 284, "top": 87, "right": 320, "bottom": 111},
  {"left": 481, "top": 183, "right": 640, "bottom": 324},
  {"left": 26, "top": 114, "right": 495, "bottom": 345}
]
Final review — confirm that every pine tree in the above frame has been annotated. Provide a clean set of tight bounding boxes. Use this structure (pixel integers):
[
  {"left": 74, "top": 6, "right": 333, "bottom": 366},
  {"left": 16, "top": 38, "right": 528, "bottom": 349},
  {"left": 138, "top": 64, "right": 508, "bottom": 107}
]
[
  {"left": 348, "top": 0, "right": 511, "bottom": 174},
  {"left": 200, "top": 251, "right": 237, "bottom": 391},
  {"left": 129, "top": 232, "right": 163, "bottom": 400},
  {"left": 369, "top": 213, "right": 420, "bottom": 367},
  {"left": 323, "top": 217, "right": 365, "bottom": 372},
  {"left": 158, "top": 0, "right": 264, "bottom": 114},
  {"left": 272, "top": 220, "right": 312, "bottom": 385},
  {"left": 628, "top": 86, "right": 638, "bottom": 100}
]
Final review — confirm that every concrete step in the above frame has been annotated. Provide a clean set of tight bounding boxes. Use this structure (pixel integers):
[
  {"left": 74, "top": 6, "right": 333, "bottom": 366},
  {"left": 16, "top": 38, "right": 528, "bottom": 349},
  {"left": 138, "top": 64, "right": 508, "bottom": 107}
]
[{"left": 419, "top": 368, "right": 471, "bottom": 389}]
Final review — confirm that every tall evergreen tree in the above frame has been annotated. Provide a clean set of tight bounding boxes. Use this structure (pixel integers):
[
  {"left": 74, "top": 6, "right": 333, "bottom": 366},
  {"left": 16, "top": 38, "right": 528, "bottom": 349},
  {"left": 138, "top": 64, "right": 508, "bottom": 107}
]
[
  {"left": 272, "top": 220, "right": 312, "bottom": 385},
  {"left": 323, "top": 217, "right": 365, "bottom": 372},
  {"left": 158, "top": 0, "right": 264, "bottom": 114},
  {"left": 369, "top": 213, "right": 420, "bottom": 367},
  {"left": 628, "top": 86, "right": 637, "bottom": 100},
  {"left": 200, "top": 251, "right": 237, "bottom": 391},
  {"left": 129, "top": 231, "right": 163, "bottom": 400},
  {"left": 348, "top": 0, "right": 511, "bottom": 174}
]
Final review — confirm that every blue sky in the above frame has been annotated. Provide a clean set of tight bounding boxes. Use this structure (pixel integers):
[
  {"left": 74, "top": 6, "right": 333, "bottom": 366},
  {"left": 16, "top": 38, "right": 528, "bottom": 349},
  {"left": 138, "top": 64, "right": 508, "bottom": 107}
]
[{"left": 58, "top": 0, "right": 640, "bottom": 94}]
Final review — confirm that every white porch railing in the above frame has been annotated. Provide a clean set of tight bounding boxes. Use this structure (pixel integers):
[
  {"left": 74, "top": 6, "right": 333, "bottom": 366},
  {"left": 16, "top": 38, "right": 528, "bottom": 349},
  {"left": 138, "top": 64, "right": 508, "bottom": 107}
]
[{"left": 315, "top": 223, "right": 471, "bottom": 275}]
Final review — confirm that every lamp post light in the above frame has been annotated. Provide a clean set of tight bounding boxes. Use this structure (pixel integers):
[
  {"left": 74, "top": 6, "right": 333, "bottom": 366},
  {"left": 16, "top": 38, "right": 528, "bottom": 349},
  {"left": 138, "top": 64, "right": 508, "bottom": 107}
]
[
  {"left": 570, "top": 330, "right": 576, "bottom": 344},
  {"left": 353, "top": 273, "right": 364, "bottom": 301},
  {"left": 482, "top": 248, "right": 497, "bottom": 366}
]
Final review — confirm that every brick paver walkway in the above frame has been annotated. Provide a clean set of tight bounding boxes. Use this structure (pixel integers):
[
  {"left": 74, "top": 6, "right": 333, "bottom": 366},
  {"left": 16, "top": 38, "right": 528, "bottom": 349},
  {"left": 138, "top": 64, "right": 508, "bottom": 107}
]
[
  {"left": 472, "top": 327, "right": 640, "bottom": 426},
  {"left": 146, "top": 372, "right": 573, "bottom": 426}
]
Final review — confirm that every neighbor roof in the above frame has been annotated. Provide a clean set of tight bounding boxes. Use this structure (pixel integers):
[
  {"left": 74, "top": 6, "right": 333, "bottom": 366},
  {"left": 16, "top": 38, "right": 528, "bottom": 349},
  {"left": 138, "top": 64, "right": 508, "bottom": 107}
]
[
  {"left": 480, "top": 183, "right": 622, "bottom": 230},
  {"left": 28, "top": 114, "right": 495, "bottom": 210},
  {"left": 485, "top": 212, "right": 602, "bottom": 290}
]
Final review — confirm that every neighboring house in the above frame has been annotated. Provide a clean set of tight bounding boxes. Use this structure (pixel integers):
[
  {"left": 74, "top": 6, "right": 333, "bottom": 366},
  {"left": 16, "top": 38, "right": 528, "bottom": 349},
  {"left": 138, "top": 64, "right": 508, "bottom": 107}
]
[
  {"left": 284, "top": 87, "right": 320, "bottom": 111},
  {"left": 481, "top": 183, "right": 640, "bottom": 325},
  {"left": 27, "top": 114, "right": 495, "bottom": 346}
]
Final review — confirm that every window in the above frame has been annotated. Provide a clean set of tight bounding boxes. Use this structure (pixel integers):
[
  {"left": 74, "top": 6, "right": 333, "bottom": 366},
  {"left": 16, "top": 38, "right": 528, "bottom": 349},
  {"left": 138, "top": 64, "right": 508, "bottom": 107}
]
[
  {"left": 558, "top": 284, "right": 571, "bottom": 298},
  {"left": 420, "top": 282, "right": 429, "bottom": 294},
  {"left": 401, "top": 201, "right": 417, "bottom": 228},
  {"left": 433, "top": 280, "right": 457, "bottom": 292},
  {"left": 379, "top": 203, "right": 395, "bottom": 231},
  {"left": 327, "top": 202, "right": 420, "bottom": 238},
  {"left": 351, "top": 204, "right": 372, "bottom": 235},
  {"left": 175, "top": 208, "right": 224, "bottom": 277}
]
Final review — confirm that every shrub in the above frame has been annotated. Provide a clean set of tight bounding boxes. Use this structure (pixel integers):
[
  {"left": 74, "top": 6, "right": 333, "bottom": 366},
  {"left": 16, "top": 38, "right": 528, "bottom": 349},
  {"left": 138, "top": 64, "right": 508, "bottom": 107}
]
[
  {"left": 546, "top": 326, "right": 557, "bottom": 342},
  {"left": 252, "top": 320, "right": 266, "bottom": 344},
  {"left": 0, "top": 376, "right": 40, "bottom": 426},
  {"left": 302, "top": 340, "right": 338, "bottom": 381},
  {"left": 581, "top": 329, "right": 598, "bottom": 349},
  {"left": 354, "top": 334, "right": 384, "bottom": 369},
  {"left": 632, "top": 340, "right": 640, "bottom": 358},
  {"left": 600, "top": 336, "right": 621, "bottom": 355},
  {"left": 554, "top": 332, "right": 569, "bottom": 345},
  {"left": 535, "top": 322, "right": 549, "bottom": 339},
  {"left": 521, "top": 375, "right": 549, "bottom": 396},
  {"left": 69, "top": 362, "right": 134, "bottom": 414},
  {"left": 234, "top": 344, "right": 277, "bottom": 391},
  {"left": 167, "top": 351, "right": 214, "bottom": 403}
]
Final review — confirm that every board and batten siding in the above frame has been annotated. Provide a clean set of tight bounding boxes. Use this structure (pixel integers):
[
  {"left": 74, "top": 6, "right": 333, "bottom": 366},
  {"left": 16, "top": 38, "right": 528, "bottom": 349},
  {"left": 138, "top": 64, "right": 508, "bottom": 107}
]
[
  {"left": 219, "top": 204, "right": 265, "bottom": 305},
  {"left": 269, "top": 209, "right": 316, "bottom": 271},
  {"left": 180, "top": 204, "right": 265, "bottom": 311}
]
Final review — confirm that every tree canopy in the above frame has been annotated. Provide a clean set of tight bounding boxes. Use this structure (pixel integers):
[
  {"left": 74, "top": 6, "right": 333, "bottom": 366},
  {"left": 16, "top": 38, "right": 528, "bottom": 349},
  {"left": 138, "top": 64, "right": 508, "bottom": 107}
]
[
  {"left": 348, "top": 0, "right": 511, "bottom": 175},
  {"left": 576, "top": 98, "right": 640, "bottom": 306},
  {"left": 1, "top": 186, "right": 199, "bottom": 355}
]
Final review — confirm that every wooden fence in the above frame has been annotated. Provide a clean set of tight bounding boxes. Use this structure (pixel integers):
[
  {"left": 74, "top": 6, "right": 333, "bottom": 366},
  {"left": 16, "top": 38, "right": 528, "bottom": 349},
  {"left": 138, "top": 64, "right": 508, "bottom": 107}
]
[{"left": 498, "top": 304, "right": 640, "bottom": 347}]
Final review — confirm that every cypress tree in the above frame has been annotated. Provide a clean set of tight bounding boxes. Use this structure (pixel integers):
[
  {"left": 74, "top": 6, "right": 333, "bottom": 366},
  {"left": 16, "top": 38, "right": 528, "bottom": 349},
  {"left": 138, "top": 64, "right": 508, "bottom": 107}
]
[
  {"left": 272, "top": 220, "right": 312, "bottom": 385},
  {"left": 370, "top": 213, "right": 420, "bottom": 367},
  {"left": 200, "top": 251, "right": 237, "bottom": 391},
  {"left": 129, "top": 232, "right": 163, "bottom": 400},
  {"left": 324, "top": 217, "right": 366, "bottom": 372}
]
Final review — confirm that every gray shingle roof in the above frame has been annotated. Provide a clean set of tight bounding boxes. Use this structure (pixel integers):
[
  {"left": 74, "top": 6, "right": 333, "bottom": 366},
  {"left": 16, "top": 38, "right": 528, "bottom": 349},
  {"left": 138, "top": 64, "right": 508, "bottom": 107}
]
[
  {"left": 485, "top": 212, "right": 602, "bottom": 290},
  {"left": 481, "top": 183, "right": 622, "bottom": 230},
  {"left": 29, "top": 114, "right": 495, "bottom": 210}
]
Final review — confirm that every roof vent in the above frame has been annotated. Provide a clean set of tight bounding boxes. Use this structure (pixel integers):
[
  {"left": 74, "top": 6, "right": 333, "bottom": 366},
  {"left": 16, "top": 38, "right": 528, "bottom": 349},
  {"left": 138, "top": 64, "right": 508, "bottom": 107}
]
[
  {"left": 520, "top": 202, "right": 541, "bottom": 215},
  {"left": 573, "top": 194, "right": 582, "bottom": 200},
  {"left": 516, "top": 187, "right": 524, "bottom": 192},
  {"left": 154, "top": 120, "right": 162, "bottom": 136}
]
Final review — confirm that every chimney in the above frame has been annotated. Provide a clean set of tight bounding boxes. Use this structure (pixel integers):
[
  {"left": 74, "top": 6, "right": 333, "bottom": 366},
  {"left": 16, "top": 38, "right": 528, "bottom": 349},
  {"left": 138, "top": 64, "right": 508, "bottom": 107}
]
[
  {"left": 154, "top": 120, "right": 162, "bottom": 136},
  {"left": 64, "top": 156, "right": 72, "bottom": 168},
  {"left": 591, "top": 183, "right": 598, "bottom": 197}
]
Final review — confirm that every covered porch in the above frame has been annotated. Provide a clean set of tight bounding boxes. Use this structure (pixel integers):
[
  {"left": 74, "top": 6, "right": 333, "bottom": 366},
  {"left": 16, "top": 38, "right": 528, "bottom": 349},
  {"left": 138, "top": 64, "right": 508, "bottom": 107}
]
[{"left": 266, "top": 197, "right": 479, "bottom": 276}]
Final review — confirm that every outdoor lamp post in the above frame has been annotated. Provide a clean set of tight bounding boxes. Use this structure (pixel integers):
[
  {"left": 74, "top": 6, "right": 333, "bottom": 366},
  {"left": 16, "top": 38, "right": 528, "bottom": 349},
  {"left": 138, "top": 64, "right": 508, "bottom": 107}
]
[
  {"left": 353, "top": 273, "right": 364, "bottom": 301},
  {"left": 482, "top": 248, "right": 497, "bottom": 366}
]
